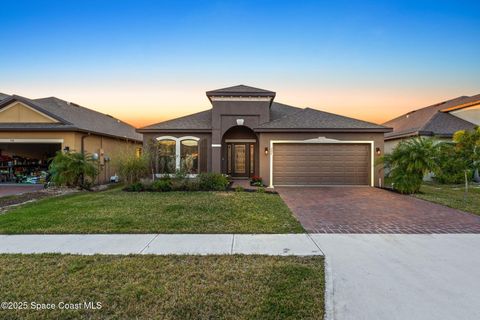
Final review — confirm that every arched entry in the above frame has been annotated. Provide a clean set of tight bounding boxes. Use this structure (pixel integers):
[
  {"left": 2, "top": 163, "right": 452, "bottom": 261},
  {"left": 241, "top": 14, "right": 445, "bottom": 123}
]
[{"left": 222, "top": 126, "right": 258, "bottom": 177}]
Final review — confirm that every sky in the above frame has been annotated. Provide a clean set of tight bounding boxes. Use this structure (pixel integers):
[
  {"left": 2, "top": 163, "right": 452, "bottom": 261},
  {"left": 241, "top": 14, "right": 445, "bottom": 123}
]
[{"left": 0, "top": 0, "right": 479, "bottom": 128}]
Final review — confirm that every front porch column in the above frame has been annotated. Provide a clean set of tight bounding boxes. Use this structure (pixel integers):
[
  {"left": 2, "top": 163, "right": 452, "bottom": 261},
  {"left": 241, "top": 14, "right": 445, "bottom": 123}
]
[{"left": 211, "top": 129, "right": 222, "bottom": 173}]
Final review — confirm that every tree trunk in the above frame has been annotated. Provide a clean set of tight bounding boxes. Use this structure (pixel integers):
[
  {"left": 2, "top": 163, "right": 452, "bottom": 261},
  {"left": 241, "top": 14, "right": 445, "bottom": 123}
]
[{"left": 464, "top": 170, "right": 469, "bottom": 203}]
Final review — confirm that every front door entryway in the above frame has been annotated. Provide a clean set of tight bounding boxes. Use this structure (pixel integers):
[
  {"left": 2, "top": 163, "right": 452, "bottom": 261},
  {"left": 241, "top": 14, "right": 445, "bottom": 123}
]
[{"left": 226, "top": 143, "right": 255, "bottom": 177}]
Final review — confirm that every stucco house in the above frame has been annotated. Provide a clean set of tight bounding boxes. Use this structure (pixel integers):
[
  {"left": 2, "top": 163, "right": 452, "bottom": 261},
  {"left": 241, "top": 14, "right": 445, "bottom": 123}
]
[
  {"left": 138, "top": 85, "right": 391, "bottom": 188},
  {"left": 0, "top": 93, "right": 142, "bottom": 184},
  {"left": 383, "top": 94, "right": 480, "bottom": 153}
]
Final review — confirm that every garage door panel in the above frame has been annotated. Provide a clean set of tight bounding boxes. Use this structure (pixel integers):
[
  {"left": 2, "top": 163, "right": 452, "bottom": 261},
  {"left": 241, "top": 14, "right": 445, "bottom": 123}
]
[{"left": 273, "top": 143, "right": 370, "bottom": 186}]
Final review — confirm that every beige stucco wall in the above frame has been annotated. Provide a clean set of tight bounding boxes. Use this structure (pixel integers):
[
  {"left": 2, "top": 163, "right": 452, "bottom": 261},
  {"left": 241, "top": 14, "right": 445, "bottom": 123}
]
[
  {"left": 0, "top": 102, "right": 58, "bottom": 123},
  {"left": 258, "top": 132, "right": 385, "bottom": 187}
]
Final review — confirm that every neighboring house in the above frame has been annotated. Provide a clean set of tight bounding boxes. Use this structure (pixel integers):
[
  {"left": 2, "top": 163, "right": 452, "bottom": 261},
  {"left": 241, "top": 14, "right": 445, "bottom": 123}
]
[
  {"left": 0, "top": 93, "right": 142, "bottom": 184},
  {"left": 138, "top": 85, "right": 391, "bottom": 188},
  {"left": 383, "top": 94, "right": 480, "bottom": 153}
]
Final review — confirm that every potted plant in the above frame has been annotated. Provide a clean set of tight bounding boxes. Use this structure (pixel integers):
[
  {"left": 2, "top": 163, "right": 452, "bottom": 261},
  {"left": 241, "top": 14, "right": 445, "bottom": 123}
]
[{"left": 250, "top": 176, "right": 263, "bottom": 187}]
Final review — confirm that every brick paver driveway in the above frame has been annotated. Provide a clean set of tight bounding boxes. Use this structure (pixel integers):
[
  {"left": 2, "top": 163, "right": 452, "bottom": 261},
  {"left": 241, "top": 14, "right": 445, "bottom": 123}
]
[
  {"left": 277, "top": 187, "right": 480, "bottom": 233},
  {"left": 0, "top": 184, "right": 43, "bottom": 197}
]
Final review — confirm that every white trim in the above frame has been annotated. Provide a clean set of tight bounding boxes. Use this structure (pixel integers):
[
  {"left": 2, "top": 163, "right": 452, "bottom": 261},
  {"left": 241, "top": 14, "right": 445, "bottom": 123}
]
[
  {"left": 269, "top": 137, "right": 375, "bottom": 188},
  {"left": 0, "top": 101, "right": 59, "bottom": 123},
  {"left": 225, "top": 139, "right": 257, "bottom": 143},
  {"left": 155, "top": 173, "right": 198, "bottom": 179},
  {"left": 210, "top": 96, "right": 272, "bottom": 102},
  {"left": 212, "top": 144, "right": 222, "bottom": 147},
  {"left": 156, "top": 136, "right": 200, "bottom": 172},
  {"left": 0, "top": 138, "right": 64, "bottom": 144}
]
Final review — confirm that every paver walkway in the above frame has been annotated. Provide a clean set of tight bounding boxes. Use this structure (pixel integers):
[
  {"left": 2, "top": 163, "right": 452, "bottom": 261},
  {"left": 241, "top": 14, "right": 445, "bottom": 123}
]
[
  {"left": 277, "top": 187, "right": 480, "bottom": 233},
  {"left": 0, "top": 184, "right": 43, "bottom": 197}
]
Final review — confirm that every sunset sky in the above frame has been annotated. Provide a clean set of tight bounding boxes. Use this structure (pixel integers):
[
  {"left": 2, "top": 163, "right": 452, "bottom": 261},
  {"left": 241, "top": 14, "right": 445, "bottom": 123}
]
[{"left": 1, "top": 0, "right": 479, "bottom": 128}]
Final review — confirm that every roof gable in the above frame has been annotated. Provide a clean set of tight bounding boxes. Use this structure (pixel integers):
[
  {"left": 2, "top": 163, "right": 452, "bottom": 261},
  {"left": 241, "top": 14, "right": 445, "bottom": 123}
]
[{"left": 0, "top": 101, "right": 60, "bottom": 123}]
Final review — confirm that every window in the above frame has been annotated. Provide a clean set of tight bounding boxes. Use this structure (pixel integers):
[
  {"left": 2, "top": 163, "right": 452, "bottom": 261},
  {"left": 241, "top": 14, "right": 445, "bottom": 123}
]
[
  {"left": 180, "top": 139, "right": 199, "bottom": 174},
  {"left": 156, "top": 136, "right": 200, "bottom": 174},
  {"left": 158, "top": 140, "right": 176, "bottom": 173}
]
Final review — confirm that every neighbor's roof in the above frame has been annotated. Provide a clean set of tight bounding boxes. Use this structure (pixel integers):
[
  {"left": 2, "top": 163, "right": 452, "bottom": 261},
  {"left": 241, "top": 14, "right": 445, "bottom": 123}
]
[
  {"left": 0, "top": 94, "right": 142, "bottom": 141},
  {"left": 383, "top": 94, "right": 480, "bottom": 140},
  {"left": 206, "top": 85, "right": 276, "bottom": 98},
  {"left": 138, "top": 101, "right": 391, "bottom": 132},
  {"left": 0, "top": 93, "right": 9, "bottom": 101}
]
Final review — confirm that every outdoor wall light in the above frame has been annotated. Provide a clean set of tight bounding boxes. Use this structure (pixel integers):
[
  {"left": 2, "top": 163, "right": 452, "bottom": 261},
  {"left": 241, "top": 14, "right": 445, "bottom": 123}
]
[
  {"left": 376, "top": 147, "right": 381, "bottom": 155},
  {"left": 63, "top": 146, "right": 70, "bottom": 152},
  {"left": 264, "top": 147, "right": 269, "bottom": 155}
]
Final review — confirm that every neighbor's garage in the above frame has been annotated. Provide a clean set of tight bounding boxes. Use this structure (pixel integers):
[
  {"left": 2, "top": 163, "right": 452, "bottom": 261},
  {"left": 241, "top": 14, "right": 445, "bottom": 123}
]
[
  {"left": 0, "top": 142, "right": 61, "bottom": 184},
  {"left": 272, "top": 143, "right": 371, "bottom": 186}
]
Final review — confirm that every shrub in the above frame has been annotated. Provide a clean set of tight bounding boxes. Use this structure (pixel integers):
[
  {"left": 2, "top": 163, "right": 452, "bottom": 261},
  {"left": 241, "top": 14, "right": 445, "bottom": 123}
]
[
  {"left": 151, "top": 178, "right": 173, "bottom": 192},
  {"left": 198, "top": 173, "right": 229, "bottom": 191},
  {"left": 433, "top": 142, "right": 473, "bottom": 184},
  {"left": 114, "top": 149, "right": 151, "bottom": 185},
  {"left": 234, "top": 185, "right": 244, "bottom": 192},
  {"left": 49, "top": 151, "right": 99, "bottom": 189},
  {"left": 256, "top": 187, "right": 266, "bottom": 193},
  {"left": 125, "top": 182, "right": 145, "bottom": 192}
]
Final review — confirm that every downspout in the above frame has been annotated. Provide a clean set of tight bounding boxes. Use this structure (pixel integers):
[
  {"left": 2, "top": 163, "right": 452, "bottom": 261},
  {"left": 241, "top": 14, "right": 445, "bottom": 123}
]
[{"left": 80, "top": 133, "right": 91, "bottom": 186}]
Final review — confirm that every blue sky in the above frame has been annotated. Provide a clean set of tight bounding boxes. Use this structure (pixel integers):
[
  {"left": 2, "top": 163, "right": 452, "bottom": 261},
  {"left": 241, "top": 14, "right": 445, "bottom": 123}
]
[{"left": 1, "top": 0, "right": 479, "bottom": 126}]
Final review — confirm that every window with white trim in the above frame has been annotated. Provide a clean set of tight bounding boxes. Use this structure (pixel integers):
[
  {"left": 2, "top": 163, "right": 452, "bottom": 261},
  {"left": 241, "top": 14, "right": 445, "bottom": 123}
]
[{"left": 156, "top": 136, "right": 200, "bottom": 174}]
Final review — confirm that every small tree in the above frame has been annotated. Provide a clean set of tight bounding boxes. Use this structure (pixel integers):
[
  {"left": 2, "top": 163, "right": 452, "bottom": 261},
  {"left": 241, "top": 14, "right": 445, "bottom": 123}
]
[
  {"left": 380, "top": 137, "right": 438, "bottom": 194},
  {"left": 452, "top": 127, "right": 480, "bottom": 199},
  {"left": 49, "top": 151, "right": 99, "bottom": 189}
]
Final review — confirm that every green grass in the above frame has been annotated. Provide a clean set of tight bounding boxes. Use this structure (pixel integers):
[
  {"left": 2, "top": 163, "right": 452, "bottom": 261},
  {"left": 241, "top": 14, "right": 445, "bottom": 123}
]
[
  {"left": 414, "top": 182, "right": 480, "bottom": 216},
  {"left": 0, "top": 254, "right": 325, "bottom": 320},
  {"left": 0, "top": 189, "right": 304, "bottom": 234}
]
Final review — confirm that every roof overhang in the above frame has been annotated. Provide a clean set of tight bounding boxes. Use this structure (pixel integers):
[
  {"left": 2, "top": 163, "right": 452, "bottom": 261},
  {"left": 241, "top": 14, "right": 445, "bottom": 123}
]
[{"left": 441, "top": 100, "right": 480, "bottom": 112}]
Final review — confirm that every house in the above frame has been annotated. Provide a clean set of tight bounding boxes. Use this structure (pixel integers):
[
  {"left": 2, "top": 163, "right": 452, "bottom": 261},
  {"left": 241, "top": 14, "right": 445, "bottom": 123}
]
[
  {"left": 383, "top": 94, "right": 480, "bottom": 153},
  {"left": 0, "top": 93, "right": 142, "bottom": 184},
  {"left": 137, "top": 85, "right": 391, "bottom": 188}
]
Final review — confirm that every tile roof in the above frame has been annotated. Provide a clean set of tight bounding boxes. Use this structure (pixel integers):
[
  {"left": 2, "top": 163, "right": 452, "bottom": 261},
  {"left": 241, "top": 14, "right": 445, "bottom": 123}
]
[
  {"left": 206, "top": 85, "right": 276, "bottom": 97},
  {"left": 383, "top": 94, "right": 480, "bottom": 139},
  {"left": 0, "top": 95, "right": 142, "bottom": 141}
]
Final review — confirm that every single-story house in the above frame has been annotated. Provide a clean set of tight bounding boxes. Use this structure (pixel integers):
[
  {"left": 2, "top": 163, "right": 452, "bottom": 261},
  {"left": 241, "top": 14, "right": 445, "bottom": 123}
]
[
  {"left": 137, "top": 85, "right": 392, "bottom": 188},
  {"left": 0, "top": 93, "right": 142, "bottom": 184},
  {"left": 383, "top": 94, "right": 480, "bottom": 153}
]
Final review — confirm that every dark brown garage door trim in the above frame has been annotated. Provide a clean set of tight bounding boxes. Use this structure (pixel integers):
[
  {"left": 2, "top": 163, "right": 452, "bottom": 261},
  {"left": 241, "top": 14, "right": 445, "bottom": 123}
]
[{"left": 269, "top": 137, "right": 374, "bottom": 188}]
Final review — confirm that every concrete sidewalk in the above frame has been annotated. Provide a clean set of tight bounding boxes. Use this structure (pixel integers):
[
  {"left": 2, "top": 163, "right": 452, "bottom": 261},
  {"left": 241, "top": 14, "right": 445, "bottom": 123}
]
[{"left": 0, "top": 233, "right": 323, "bottom": 255}]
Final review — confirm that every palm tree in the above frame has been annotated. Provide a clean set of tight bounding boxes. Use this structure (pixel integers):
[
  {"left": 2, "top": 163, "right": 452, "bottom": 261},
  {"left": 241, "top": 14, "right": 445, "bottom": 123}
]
[{"left": 380, "top": 137, "right": 438, "bottom": 194}]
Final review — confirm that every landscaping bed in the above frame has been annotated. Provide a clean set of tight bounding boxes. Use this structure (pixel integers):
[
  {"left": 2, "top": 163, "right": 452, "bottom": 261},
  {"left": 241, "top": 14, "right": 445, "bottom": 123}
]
[
  {"left": 0, "top": 188, "right": 304, "bottom": 234},
  {"left": 0, "top": 254, "right": 325, "bottom": 320}
]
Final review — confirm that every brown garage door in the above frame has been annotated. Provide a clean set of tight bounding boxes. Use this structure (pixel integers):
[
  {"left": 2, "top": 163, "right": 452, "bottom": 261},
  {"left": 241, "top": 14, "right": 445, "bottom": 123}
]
[{"left": 273, "top": 143, "right": 370, "bottom": 186}]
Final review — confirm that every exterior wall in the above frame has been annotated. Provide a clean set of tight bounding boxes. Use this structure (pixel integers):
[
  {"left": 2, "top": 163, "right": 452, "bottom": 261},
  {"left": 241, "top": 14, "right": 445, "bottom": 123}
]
[
  {"left": 77, "top": 133, "right": 141, "bottom": 184},
  {"left": 0, "top": 102, "right": 58, "bottom": 123},
  {"left": 258, "top": 132, "right": 385, "bottom": 187},
  {"left": 450, "top": 104, "right": 480, "bottom": 126},
  {"left": 142, "top": 132, "right": 212, "bottom": 173},
  {"left": 0, "top": 131, "right": 76, "bottom": 150},
  {"left": 211, "top": 100, "right": 270, "bottom": 172}
]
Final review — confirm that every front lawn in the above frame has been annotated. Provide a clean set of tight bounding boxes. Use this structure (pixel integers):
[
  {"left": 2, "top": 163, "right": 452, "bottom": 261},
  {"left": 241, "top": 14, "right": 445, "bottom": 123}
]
[
  {"left": 0, "top": 189, "right": 304, "bottom": 234},
  {"left": 414, "top": 182, "right": 480, "bottom": 216},
  {"left": 0, "top": 254, "right": 325, "bottom": 320}
]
